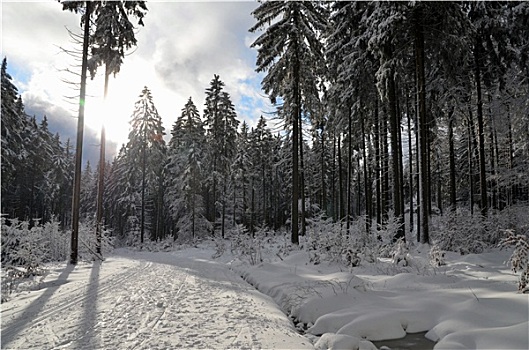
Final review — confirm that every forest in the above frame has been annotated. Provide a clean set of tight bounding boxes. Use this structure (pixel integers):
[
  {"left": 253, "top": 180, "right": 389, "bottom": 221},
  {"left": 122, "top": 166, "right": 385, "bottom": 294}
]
[{"left": 2, "top": 1, "right": 529, "bottom": 265}]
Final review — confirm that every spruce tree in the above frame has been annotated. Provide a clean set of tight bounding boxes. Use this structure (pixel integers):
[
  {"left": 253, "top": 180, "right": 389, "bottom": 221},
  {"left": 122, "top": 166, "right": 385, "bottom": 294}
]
[
  {"left": 250, "top": 1, "right": 327, "bottom": 244},
  {"left": 124, "top": 86, "right": 166, "bottom": 243},
  {"left": 203, "top": 75, "right": 239, "bottom": 238}
]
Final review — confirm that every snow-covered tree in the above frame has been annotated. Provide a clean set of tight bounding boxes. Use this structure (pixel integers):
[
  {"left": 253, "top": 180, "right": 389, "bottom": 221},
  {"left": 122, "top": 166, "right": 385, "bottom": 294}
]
[
  {"left": 166, "top": 97, "right": 209, "bottom": 240},
  {"left": 203, "top": 75, "right": 240, "bottom": 238},
  {"left": 251, "top": 0, "right": 328, "bottom": 244},
  {"left": 121, "top": 86, "right": 166, "bottom": 243}
]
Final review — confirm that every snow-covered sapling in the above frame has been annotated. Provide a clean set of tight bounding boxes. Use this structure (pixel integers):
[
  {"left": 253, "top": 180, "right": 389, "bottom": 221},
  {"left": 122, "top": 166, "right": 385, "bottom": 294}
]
[
  {"left": 499, "top": 229, "right": 529, "bottom": 293},
  {"left": 429, "top": 244, "right": 446, "bottom": 267}
]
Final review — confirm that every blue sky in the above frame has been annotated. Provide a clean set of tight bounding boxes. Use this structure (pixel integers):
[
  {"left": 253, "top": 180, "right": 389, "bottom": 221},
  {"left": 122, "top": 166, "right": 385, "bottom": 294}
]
[{"left": 2, "top": 1, "right": 274, "bottom": 165}]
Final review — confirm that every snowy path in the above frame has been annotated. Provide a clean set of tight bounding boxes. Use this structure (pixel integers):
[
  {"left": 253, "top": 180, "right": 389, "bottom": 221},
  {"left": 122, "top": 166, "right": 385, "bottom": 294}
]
[{"left": 1, "top": 249, "right": 312, "bottom": 349}]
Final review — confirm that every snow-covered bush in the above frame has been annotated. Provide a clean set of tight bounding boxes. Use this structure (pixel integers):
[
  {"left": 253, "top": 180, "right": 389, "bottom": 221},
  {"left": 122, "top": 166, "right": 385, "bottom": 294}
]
[
  {"left": 77, "top": 221, "right": 115, "bottom": 260},
  {"left": 305, "top": 213, "right": 410, "bottom": 268},
  {"left": 499, "top": 229, "right": 529, "bottom": 293},
  {"left": 374, "top": 211, "right": 405, "bottom": 259},
  {"left": 430, "top": 210, "right": 493, "bottom": 254},
  {"left": 1, "top": 218, "right": 49, "bottom": 276},
  {"left": 391, "top": 238, "right": 411, "bottom": 267},
  {"left": 306, "top": 215, "right": 350, "bottom": 264},
  {"left": 229, "top": 224, "right": 267, "bottom": 265},
  {"left": 429, "top": 244, "right": 446, "bottom": 267}
]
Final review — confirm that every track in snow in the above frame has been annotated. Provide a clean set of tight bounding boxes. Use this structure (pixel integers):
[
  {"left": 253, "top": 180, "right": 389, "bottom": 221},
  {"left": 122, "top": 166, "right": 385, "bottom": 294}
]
[{"left": 1, "top": 250, "right": 311, "bottom": 350}]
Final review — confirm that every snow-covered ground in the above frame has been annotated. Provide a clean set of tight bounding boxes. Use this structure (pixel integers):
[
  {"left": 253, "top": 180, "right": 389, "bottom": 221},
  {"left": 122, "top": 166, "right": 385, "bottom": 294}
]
[
  {"left": 1, "top": 247, "right": 310, "bottom": 349},
  {"left": 231, "top": 243, "right": 529, "bottom": 350},
  {"left": 2, "top": 239, "right": 528, "bottom": 350}
]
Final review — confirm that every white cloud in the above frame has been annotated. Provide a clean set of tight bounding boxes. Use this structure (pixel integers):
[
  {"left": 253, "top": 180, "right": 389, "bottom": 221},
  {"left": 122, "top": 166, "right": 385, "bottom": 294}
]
[{"left": 2, "top": 1, "right": 273, "bottom": 162}]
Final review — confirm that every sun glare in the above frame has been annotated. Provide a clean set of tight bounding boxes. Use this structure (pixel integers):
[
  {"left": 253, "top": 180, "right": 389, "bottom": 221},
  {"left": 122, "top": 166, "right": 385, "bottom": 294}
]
[{"left": 85, "top": 91, "right": 131, "bottom": 149}]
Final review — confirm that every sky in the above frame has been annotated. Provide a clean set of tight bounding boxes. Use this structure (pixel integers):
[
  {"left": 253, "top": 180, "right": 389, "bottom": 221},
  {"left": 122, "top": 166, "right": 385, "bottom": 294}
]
[{"left": 1, "top": 0, "right": 273, "bottom": 164}]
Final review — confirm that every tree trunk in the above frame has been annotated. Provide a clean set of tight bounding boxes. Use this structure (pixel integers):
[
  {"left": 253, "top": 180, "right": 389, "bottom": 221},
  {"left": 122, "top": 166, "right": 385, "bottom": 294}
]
[
  {"left": 299, "top": 113, "right": 306, "bottom": 236},
  {"left": 70, "top": 1, "right": 91, "bottom": 264},
  {"left": 321, "top": 124, "right": 326, "bottom": 216},
  {"left": 406, "top": 89, "right": 414, "bottom": 232},
  {"left": 332, "top": 130, "right": 337, "bottom": 221},
  {"left": 448, "top": 108, "right": 457, "bottom": 211},
  {"left": 414, "top": 8, "right": 429, "bottom": 244},
  {"left": 487, "top": 93, "right": 497, "bottom": 210},
  {"left": 388, "top": 74, "right": 404, "bottom": 240},
  {"left": 467, "top": 109, "right": 475, "bottom": 215},
  {"left": 382, "top": 109, "right": 389, "bottom": 223},
  {"left": 96, "top": 66, "right": 109, "bottom": 255},
  {"left": 291, "top": 79, "right": 300, "bottom": 245},
  {"left": 474, "top": 38, "right": 488, "bottom": 217},
  {"left": 361, "top": 113, "right": 371, "bottom": 233},
  {"left": 346, "top": 106, "right": 353, "bottom": 232},
  {"left": 338, "top": 134, "right": 345, "bottom": 221},
  {"left": 140, "top": 126, "right": 146, "bottom": 244},
  {"left": 507, "top": 105, "right": 513, "bottom": 207},
  {"left": 374, "top": 99, "right": 382, "bottom": 227}
]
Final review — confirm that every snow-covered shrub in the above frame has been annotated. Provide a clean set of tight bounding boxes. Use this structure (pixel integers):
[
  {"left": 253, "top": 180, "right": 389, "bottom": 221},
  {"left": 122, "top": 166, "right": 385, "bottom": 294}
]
[
  {"left": 212, "top": 236, "right": 226, "bottom": 259},
  {"left": 42, "top": 219, "right": 69, "bottom": 262},
  {"left": 306, "top": 215, "right": 350, "bottom": 264},
  {"left": 229, "top": 224, "right": 265, "bottom": 265},
  {"left": 431, "top": 210, "right": 493, "bottom": 254},
  {"left": 499, "top": 229, "right": 529, "bottom": 293},
  {"left": 495, "top": 205, "right": 529, "bottom": 238},
  {"left": 391, "top": 238, "right": 411, "bottom": 267},
  {"left": 1, "top": 218, "right": 48, "bottom": 276},
  {"left": 77, "top": 221, "right": 115, "bottom": 260},
  {"left": 429, "top": 244, "right": 446, "bottom": 267}
]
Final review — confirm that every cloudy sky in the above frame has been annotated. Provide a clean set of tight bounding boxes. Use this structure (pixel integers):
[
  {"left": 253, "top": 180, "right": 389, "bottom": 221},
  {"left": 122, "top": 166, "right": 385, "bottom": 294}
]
[{"left": 2, "top": 0, "right": 273, "bottom": 164}]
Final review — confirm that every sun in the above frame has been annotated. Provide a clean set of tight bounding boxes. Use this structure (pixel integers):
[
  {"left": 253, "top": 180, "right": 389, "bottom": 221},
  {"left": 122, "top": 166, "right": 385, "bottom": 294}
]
[{"left": 84, "top": 81, "right": 134, "bottom": 150}]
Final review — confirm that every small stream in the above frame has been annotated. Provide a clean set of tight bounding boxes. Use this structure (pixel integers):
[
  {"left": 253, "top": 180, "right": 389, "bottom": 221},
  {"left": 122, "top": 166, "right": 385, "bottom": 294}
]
[{"left": 371, "top": 332, "right": 435, "bottom": 350}]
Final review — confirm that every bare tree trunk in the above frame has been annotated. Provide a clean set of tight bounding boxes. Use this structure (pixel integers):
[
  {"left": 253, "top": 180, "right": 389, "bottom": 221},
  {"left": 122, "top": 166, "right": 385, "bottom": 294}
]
[
  {"left": 374, "top": 99, "right": 382, "bottom": 227},
  {"left": 474, "top": 38, "right": 488, "bottom": 217},
  {"left": 70, "top": 1, "right": 92, "bottom": 264},
  {"left": 299, "top": 113, "right": 306, "bottom": 236},
  {"left": 448, "top": 108, "right": 457, "bottom": 211},
  {"left": 332, "top": 130, "right": 337, "bottom": 222},
  {"left": 140, "top": 124, "right": 146, "bottom": 244},
  {"left": 96, "top": 66, "right": 109, "bottom": 255},
  {"left": 406, "top": 89, "right": 414, "bottom": 232},
  {"left": 338, "top": 134, "right": 345, "bottom": 221},
  {"left": 382, "top": 110, "right": 389, "bottom": 223},
  {"left": 320, "top": 123, "right": 326, "bottom": 215},
  {"left": 346, "top": 106, "right": 353, "bottom": 233},
  {"left": 388, "top": 74, "right": 404, "bottom": 240},
  {"left": 361, "top": 113, "right": 371, "bottom": 233},
  {"left": 467, "top": 108, "right": 475, "bottom": 215},
  {"left": 414, "top": 8, "right": 429, "bottom": 244}
]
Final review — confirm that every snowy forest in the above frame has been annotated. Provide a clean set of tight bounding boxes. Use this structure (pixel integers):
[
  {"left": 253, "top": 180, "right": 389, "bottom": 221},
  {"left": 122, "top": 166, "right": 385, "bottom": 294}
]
[
  {"left": 2, "top": 1, "right": 529, "bottom": 275},
  {"left": 2, "top": 2, "right": 529, "bottom": 349}
]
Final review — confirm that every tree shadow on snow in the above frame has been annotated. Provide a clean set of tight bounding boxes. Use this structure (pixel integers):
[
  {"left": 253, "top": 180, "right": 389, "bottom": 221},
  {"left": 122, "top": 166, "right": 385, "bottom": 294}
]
[
  {"left": 74, "top": 260, "right": 101, "bottom": 349},
  {"left": 1, "top": 263, "right": 75, "bottom": 348}
]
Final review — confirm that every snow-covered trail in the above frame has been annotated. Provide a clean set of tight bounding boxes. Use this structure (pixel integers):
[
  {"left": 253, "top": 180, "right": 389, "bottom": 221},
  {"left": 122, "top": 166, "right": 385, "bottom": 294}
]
[{"left": 1, "top": 249, "right": 312, "bottom": 349}]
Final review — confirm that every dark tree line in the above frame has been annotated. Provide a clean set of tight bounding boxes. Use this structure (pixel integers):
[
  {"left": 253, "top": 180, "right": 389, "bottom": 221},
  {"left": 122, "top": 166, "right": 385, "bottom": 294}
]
[{"left": 2, "top": 1, "right": 528, "bottom": 246}]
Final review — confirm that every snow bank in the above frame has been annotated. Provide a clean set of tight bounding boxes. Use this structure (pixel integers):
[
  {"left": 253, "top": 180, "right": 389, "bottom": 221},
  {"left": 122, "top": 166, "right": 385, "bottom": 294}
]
[{"left": 234, "top": 246, "right": 529, "bottom": 349}]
